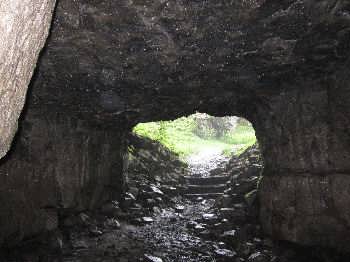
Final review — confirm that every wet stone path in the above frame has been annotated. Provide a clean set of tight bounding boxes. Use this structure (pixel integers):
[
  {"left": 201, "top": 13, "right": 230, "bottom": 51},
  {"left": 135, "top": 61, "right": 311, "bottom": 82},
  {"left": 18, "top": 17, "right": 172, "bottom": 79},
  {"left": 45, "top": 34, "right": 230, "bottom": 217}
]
[
  {"left": 129, "top": 200, "right": 225, "bottom": 262},
  {"left": 186, "top": 148, "right": 229, "bottom": 177},
  {"left": 56, "top": 199, "right": 242, "bottom": 262},
  {"left": 51, "top": 149, "right": 241, "bottom": 262},
  {"left": 3, "top": 146, "right": 343, "bottom": 262}
]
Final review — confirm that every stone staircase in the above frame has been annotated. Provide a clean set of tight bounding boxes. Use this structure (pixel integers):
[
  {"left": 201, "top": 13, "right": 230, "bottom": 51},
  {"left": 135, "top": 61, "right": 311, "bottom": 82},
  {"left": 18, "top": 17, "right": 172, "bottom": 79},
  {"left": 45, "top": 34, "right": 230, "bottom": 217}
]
[{"left": 183, "top": 175, "right": 230, "bottom": 200}]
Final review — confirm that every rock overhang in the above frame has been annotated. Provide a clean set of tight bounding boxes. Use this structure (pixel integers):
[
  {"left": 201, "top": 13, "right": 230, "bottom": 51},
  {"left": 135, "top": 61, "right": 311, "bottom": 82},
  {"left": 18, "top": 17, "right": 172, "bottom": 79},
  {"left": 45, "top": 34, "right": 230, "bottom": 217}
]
[{"left": 31, "top": 0, "right": 350, "bottom": 124}]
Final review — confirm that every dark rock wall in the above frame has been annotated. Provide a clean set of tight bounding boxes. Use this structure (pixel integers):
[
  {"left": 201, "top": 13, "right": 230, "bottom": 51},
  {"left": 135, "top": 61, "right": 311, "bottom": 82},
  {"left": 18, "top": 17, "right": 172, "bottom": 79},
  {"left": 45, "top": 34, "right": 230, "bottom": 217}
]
[
  {"left": 257, "top": 63, "right": 350, "bottom": 251},
  {"left": 0, "top": 112, "right": 126, "bottom": 247}
]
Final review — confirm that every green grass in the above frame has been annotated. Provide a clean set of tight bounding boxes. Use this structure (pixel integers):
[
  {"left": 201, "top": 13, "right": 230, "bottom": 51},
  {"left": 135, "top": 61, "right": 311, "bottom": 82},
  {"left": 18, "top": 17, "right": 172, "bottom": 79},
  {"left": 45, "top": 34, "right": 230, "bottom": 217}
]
[
  {"left": 221, "top": 124, "right": 257, "bottom": 156},
  {"left": 133, "top": 116, "right": 256, "bottom": 160}
]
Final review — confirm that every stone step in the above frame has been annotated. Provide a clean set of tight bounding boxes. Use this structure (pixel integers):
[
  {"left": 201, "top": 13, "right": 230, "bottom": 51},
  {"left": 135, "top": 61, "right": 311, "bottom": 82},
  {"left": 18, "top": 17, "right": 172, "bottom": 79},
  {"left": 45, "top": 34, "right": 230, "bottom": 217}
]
[
  {"left": 184, "top": 193, "right": 225, "bottom": 200},
  {"left": 185, "top": 184, "right": 227, "bottom": 194},
  {"left": 184, "top": 176, "right": 230, "bottom": 186}
]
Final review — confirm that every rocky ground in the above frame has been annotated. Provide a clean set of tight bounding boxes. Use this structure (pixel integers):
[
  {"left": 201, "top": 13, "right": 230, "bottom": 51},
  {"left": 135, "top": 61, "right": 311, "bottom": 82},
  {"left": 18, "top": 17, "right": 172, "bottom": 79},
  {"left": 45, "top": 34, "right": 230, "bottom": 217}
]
[
  {"left": 1, "top": 137, "right": 350, "bottom": 262},
  {"left": 186, "top": 148, "right": 229, "bottom": 177}
]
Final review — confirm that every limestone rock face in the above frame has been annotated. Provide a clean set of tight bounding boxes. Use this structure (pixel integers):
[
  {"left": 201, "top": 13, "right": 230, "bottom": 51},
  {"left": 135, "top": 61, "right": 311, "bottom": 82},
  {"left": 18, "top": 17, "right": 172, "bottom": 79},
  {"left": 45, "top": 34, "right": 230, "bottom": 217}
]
[
  {"left": 257, "top": 63, "right": 350, "bottom": 251},
  {"left": 0, "top": 112, "right": 126, "bottom": 247},
  {"left": 0, "top": 0, "right": 56, "bottom": 159},
  {"left": 260, "top": 174, "right": 350, "bottom": 251}
]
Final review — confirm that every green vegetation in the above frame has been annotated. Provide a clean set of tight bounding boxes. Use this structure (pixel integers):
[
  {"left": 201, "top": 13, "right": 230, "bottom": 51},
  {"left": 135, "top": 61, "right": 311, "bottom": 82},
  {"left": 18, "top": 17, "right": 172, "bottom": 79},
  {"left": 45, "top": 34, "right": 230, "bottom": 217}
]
[
  {"left": 133, "top": 115, "right": 256, "bottom": 159},
  {"left": 222, "top": 124, "right": 257, "bottom": 156}
]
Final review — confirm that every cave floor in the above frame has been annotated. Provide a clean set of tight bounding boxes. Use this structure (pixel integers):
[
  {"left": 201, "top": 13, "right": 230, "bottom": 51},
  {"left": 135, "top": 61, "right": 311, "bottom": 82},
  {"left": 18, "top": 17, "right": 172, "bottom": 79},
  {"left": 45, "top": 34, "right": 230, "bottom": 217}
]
[
  {"left": 58, "top": 199, "right": 232, "bottom": 262},
  {"left": 2, "top": 149, "right": 349, "bottom": 262},
  {"left": 7, "top": 197, "right": 348, "bottom": 262},
  {"left": 42, "top": 153, "right": 244, "bottom": 262}
]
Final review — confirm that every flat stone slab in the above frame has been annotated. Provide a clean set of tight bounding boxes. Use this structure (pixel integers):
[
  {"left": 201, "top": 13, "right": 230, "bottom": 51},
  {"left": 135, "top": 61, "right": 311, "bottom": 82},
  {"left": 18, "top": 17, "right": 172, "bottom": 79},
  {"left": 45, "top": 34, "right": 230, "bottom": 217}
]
[
  {"left": 184, "top": 193, "right": 224, "bottom": 200},
  {"left": 184, "top": 176, "right": 230, "bottom": 185},
  {"left": 186, "top": 184, "right": 228, "bottom": 194}
]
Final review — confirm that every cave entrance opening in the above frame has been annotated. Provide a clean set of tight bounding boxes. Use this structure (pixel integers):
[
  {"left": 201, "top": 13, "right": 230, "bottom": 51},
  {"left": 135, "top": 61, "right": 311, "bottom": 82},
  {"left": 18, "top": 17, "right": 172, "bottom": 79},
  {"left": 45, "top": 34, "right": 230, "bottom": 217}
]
[
  {"left": 129, "top": 113, "right": 261, "bottom": 200},
  {"left": 132, "top": 113, "right": 257, "bottom": 166},
  {"left": 124, "top": 114, "right": 264, "bottom": 259}
]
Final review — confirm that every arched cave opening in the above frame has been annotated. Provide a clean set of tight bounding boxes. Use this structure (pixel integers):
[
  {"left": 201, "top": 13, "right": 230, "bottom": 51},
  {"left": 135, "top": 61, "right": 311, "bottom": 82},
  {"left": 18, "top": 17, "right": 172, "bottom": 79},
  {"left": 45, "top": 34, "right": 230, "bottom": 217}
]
[
  {"left": 128, "top": 114, "right": 261, "bottom": 198},
  {"left": 128, "top": 114, "right": 261, "bottom": 200},
  {"left": 118, "top": 114, "right": 267, "bottom": 261}
]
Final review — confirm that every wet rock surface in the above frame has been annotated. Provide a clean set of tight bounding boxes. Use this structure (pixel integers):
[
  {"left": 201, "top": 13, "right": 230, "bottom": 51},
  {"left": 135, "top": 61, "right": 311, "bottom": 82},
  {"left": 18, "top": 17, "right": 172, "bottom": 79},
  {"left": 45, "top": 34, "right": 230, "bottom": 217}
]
[{"left": 2, "top": 142, "right": 350, "bottom": 261}]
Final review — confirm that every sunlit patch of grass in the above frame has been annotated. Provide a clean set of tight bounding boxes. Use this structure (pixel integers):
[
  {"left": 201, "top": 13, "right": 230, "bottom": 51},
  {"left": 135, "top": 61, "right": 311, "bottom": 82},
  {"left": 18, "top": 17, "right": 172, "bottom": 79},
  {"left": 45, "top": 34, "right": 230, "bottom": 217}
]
[
  {"left": 133, "top": 116, "right": 256, "bottom": 160},
  {"left": 221, "top": 124, "right": 257, "bottom": 156}
]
